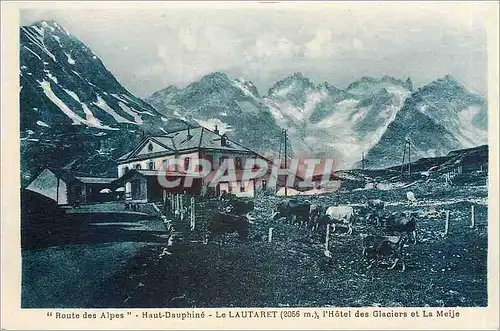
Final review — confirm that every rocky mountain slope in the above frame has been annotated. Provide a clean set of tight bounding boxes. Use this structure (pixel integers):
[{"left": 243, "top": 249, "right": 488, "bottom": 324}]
[
  {"left": 147, "top": 72, "right": 283, "bottom": 154},
  {"left": 364, "top": 75, "right": 488, "bottom": 169},
  {"left": 148, "top": 72, "right": 414, "bottom": 168},
  {"left": 20, "top": 20, "right": 488, "bottom": 182},
  {"left": 149, "top": 72, "right": 487, "bottom": 170},
  {"left": 20, "top": 20, "right": 189, "bottom": 184}
]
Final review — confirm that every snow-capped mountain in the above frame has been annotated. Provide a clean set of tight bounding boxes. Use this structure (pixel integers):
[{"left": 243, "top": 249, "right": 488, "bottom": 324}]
[
  {"left": 20, "top": 19, "right": 488, "bottom": 180},
  {"left": 263, "top": 73, "right": 412, "bottom": 168},
  {"left": 364, "top": 75, "right": 488, "bottom": 169},
  {"left": 147, "top": 72, "right": 283, "bottom": 154},
  {"left": 20, "top": 20, "right": 188, "bottom": 184},
  {"left": 149, "top": 72, "right": 487, "bottom": 171},
  {"left": 148, "top": 72, "right": 413, "bottom": 168}
]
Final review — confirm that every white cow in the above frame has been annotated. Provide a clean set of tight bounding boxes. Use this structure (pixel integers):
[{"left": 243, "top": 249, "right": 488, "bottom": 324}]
[
  {"left": 407, "top": 191, "right": 417, "bottom": 205},
  {"left": 324, "top": 206, "right": 355, "bottom": 235}
]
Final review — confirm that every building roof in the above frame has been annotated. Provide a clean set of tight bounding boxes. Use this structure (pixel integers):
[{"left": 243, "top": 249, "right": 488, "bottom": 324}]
[
  {"left": 117, "top": 126, "right": 254, "bottom": 163},
  {"left": 114, "top": 169, "right": 204, "bottom": 185},
  {"left": 135, "top": 169, "right": 203, "bottom": 178},
  {"left": 74, "top": 176, "right": 117, "bottom": 184}
]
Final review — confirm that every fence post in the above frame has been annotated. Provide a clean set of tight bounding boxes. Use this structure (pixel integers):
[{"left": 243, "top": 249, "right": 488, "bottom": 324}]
[
  {"left": 268, "top": 227, "right": 274, "bottom": 243},
  {"left": 325, "top": 224, "right": 330, "bottom": 250},
  {"left": 324, "top": 225, "right": 332, "bottom": 257},
  {"left": 470, "top": 204, "right": 475, "bottom": 229},
  {"left": 180, "top": 195, "right": 185, "bottom": 221},
  {"left": 442, "top": 210, "right": 450, "bottom": 237},
  {"left": 170, "top": 194, "right": 174, "bottom": 214},
  {"left": 190, "top": 197, "right": 195, "bottom": 231},
  {"left": 175, "top": 194, "right": 179, "bottom": 220}
]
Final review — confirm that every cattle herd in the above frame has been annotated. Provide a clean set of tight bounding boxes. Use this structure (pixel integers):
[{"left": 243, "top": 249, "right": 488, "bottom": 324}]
[{"left": 207, "top": 194, "right": 422, "bottom": 272}]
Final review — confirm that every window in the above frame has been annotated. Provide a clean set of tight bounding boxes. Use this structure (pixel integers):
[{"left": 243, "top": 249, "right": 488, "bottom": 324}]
[
  {"left": 262, "top": 180, "right": 268, "bottom": 191},
  {"left": 228, "top": 184, "right": 232, "bottom": 193},
  {"left": 122, "top": 166, "right": 129, "bottom": 176},
  {"left": 148, "top": 161, "right": 155, "bottom": 170},
  {"left": 184, "top": 157, "right": 190, "bottom": 172},
  {"left": 250, "top": 157, "right": 259, "bottom": 171},
  {"left": 219, "top": 156, "right": 229, "bottom": 175},
  {"left": 239, "top": 181, "right": 245, "bottom": 192},
  {"left": 135, "top": 164, "right": 142, "bottom": 170},
  {"left": 162, "top": 159, "right": 169, "bottom": 170},
  {"left": 235, "top": 157, "right": 242, "bottom": 169},
  {"left": 220, "top": 134, "right": 228, "bottom": 147},
  {"left": 219, "top": 156, "right": 228, "bottom": 166},
  {"left": 148, "top": 143, "right": 153, "bottom": 152},
  {"left": 201, "top": 155, "right": 213, "bottom": 170},
  {"left": 132, "top": 179, "right": 141, "bottom": 196}
]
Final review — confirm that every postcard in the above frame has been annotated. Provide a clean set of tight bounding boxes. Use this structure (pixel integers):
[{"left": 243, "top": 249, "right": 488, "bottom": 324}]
[{"left": 1, "top": 1, "right": 499, "bottom": 330}]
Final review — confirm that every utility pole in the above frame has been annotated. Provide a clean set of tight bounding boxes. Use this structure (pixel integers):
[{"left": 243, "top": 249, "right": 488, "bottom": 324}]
[
  {"left": 401, "top": 142, "right": 407, "bottom": 174},
  {"left": 276, "top": 129, "right": 284, "bottom": 195},
  {"left": 284, "top": 129, "right": 288, "bottom": 197},
  {"left": 408, "top": 139, "right": 411, "bottom": 176},
  {"left": 400, "top": 138, "right": 411, "bottom": 176},
  {"left": 278, "top": 129, "right": 283, "bottom": 166}
]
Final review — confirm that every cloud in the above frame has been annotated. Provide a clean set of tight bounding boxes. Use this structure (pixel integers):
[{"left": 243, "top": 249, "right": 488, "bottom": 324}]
[
  {"left": 304, "top": 29, "right": 334, "bottom": 58},
  {"left": 19, "top": 4, "right": 490, "bottom": 97},
  {"left": 244, "top": 35, "right": 299, "bottom": 61}
]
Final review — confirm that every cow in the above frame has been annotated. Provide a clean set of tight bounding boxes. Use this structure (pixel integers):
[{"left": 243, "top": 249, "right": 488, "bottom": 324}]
[
  {"left": 365, "top": 199, "right": 385, "bottom": 226},
  {"left": 382, "top": 212, "right": 417, "bottom": 244},
  {"left": 230, "top": 200, "right": 255, "bottom": 215},
  {"left": 273, "top": 199, "right": 311, "bottom": 227},
  {"left": 361, "top": 234, "right": 407, "bottom": 271},
  {"left": 308, "top": 204, "right": 326, "bottom": 230},
  {"left": 208, "top": 211, "right": 254, "bottom": 242},
  {"left": 407, "top": 191, "right": 417, "bottom": 205},
  {"left": 314, "top": 206, "right": 355, "bottom": 235}
]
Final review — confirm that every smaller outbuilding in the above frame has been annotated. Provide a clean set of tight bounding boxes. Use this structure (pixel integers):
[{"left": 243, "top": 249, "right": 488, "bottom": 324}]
[{"left": 25, "top": 168, "right": 117, "bottom": 206}]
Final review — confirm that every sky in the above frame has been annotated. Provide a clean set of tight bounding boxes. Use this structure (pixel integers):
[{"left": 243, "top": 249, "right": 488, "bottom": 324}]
[{"left": 20, "top": 2, "right": 491, "bottom": 98}]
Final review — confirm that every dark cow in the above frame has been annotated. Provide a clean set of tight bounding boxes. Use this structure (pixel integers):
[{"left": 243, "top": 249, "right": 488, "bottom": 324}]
[
  {"left": 361, "top": 234, "right": 407, "bottom": 271},
  {"left": 382, "top": 212, "right": 417, "bottom": 244},
  {"left": 273, "top": 199, "right": 311, "bottom": 227},
  {"left": 308, "top": 204, "right": 326, "bottom": 230},
  {"left": 208, "top": 211, "right": 252, "bottom": 241},
  {"left": 364, "top": 199, "right": 385, "bottom": 226},
  {"left": 230, "top": 200, "right": 255, "bottom": 215}
]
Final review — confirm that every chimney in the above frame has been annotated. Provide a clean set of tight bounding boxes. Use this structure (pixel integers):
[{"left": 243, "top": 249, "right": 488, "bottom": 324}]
[
  {"left": 214, "top": 125, "right": 219, "bottom": 135},
  {"left": 187, "top": 127, "right": 193, "bottom": 140},
  {"left": 221, "top": 134, "right": 228, "bottom": 147}
]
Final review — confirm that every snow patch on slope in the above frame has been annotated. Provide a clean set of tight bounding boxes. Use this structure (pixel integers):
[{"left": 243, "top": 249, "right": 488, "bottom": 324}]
[
  {"left": 93, "top": 96, "right": 136, "bottom": 124},
  {"left": 63, "top": 88, "right": 111, "bottom": 128},
  {"left": 36, "top": 120, "right": 50, "bottom": 127},
  {"left": 118, "top": 102, "right": 143, "bottom": 124},
  {"left": 65, "top": 52, "right": 75, "bottom": 65},
  {"left": 39, "top": 80, "right": 85, "bottom": 125}
]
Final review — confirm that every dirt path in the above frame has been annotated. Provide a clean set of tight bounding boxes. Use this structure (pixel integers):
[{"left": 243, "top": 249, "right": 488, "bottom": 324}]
[{"left": 22, "top": 242, "right": 160, "bottom": 308}]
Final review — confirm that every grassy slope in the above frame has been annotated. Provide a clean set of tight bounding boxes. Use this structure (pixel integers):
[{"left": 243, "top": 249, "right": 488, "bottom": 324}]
[{"left": 101, "top": 184, "right": 488, "bottom": 308}]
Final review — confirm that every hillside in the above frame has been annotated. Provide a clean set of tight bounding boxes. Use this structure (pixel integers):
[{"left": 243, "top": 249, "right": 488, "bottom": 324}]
[{"left": 19, "top": 20, "right": 189, "bottom": 184}]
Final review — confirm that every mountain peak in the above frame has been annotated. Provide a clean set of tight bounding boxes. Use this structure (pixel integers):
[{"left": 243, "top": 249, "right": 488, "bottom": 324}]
[
  {"left": 418, "top": 75, "right": 466, "bottom": 95},
  {"left": 442, "top": 74, "right": 462, "bottom": 85},
  {"left": 200, "top": 72, "right": 230, "bottom": 83},
  {"left": 267, "top": 72, "right": 315, "bottom": 97},
  {"left": 28, "top": 20, "right": 71, "bottom": 36},
  {"left": 346, "top": 75, "right": 409, "bottom": 94},
  {"left": 405, "top": 77, "right": 413, "bottom": 91}
]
